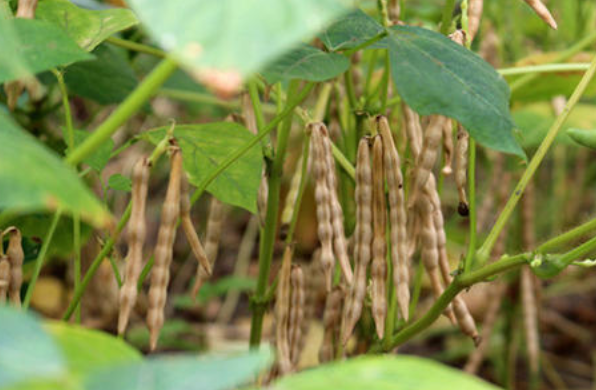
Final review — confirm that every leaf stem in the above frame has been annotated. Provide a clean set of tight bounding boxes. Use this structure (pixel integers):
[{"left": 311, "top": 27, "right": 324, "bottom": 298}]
[
  {"left": 537, "top": 216, "right": 596, "bottom": 253},
  {"left": 476, "top": 54, "right": 596, "bottom": 265},
  {"left": 463, "top": 138, "right": 477, "bottom": 273},
  {"left": 106, "top": 36, "right": 166, "bottom": 58},
  {"left": 51, "top": 69, "right": 74, "bottom": 152},
  {"left": 73, "top": 214, "right": 81, "bottom": 322},
  {"left": 439, "top": 0, "right": 457, "bottom": 35},
  {"left": 499, "top": 63, "right": 593, "bottom": 76},
  {"left": 285, "top": 134, "right": 311, "bottom": 245}
]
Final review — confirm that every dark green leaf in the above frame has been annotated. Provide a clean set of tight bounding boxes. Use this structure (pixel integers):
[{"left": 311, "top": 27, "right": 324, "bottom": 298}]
[
  {"left": 272, "top": 355, "right": 501, "bottom": 390},
  {"left": 262, "top": 44, "right": 350, "bottom": 83},
  {"left": 108, "top": 174, "right": 132, "bottom": 192},
  {"left": 73, "top": 129, "right": 113, "bottom": 172},
  {"left": 85, "top": 349, "right": 272, "bottom": 390},
  {"left": 0, "top": 18, "right": 93, "bottom": 84},
  {"left": 386, "top": 26, "right": 524, "bottom": 157},
  {"left": 142, "top": 123, "right": 262, "bottom": 213},
  {"left": 319, "top": 9, "right": 384, "bottom": 51},
  {"left": 127, "top": 0, "right": 351, "bottom": 77},
  {"left": 36, "top": 0, "right": 138, "bottom": 51},
  {"left": 64, "top": 45, "right": 139, "bottom": 105},
  {"left": 0, "top": 308, "right": 66, "bottom": 388},
  {"left": 0, "top": 112, "right": 111, "bottom": 228}
]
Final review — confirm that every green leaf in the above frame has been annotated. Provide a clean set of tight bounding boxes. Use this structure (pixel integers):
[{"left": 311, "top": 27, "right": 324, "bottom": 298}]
[
  {"left": 64, "top": 45, "right": 139, "bottom": 105},
  {"left": 271, "top": 355, "right": 501, "bottom": 390},
  {"left": 262, "top": 44, "right": 350, "bottom": 83},
  {"left": 36, "top": 0, "right": 138, "bottom": 51},
  {"left": 566, "top": 128, "right": 596, "bottom": 150},
  {"left": 530, "top": 254, "right": 569, "bottom": 279},
  {"left": 386, "top": 25, "right": 524, "bottom": 157},
  {"left": 85, "top": 349, "right": 272, "bottom": 390},
  {"left": 174, "top": 275, "right": 257, "bottom": 307},
  {"left": 44, "top": 321, "right": 141, "bottom": 380},
  {"left": 0, "top": 18, "right": 93, "bottom": 84},
  {"left": 73, "top": 129, "right": 113, "bottom": 172},
  {"left": 142, "top": 123, "right": 262, "bottom": 213},
  {"left": 319, "top": 9, "right": 384, "bottom": 51},
  {"left": 127, "top": 0, "right": 351, "bottom": 77},
  {"left": 108, "top": 174, "right": 132, "bottom": 192},
  {"left": 0, "top": 112, "right": 111, "bottom": 228},
  {"left": 0, "top": 308, "right": 66, "bottom": 388},
  {"left": 0, "top": 3, "right": 30, "bottom": 81}
]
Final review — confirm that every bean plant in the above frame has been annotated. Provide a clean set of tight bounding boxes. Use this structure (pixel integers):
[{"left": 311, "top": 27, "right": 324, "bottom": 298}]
[{"left": 1, "top": 0, "right": 596, "bottom": 389}]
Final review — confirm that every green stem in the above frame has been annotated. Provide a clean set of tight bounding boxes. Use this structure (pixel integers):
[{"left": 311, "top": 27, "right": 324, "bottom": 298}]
[
  {"left": 190, "top": 82, "right": 315, "bottom": 205},
  {"left": 557, "top": 235, "right": 596, "bottom": 265},
  {"left": 537, "top": 215, "right": 596, "bottom": 253},
  {"left": 344, "top": 31, "right": 388, "bottom": 57},
  {"left": 158, "top": 88, "right": 239, "bottom": 110},
  {"left": 331, "top": 142, "right": 356, "bottom": 180},
  {"left": 106, "top": 36, "right": 166, "bottom": 58},
  {"left": 476, "top": 55, "right": 596, "bottom": 264},
  {"left": 285, "top": 134, "right": 311, "bottom": 245},
  {"left": 248, "top": 79, "right": 266, "bottom": 131},
  {"left": 439, "top": 0, "right": 457, "bottom": 35},
  {"left": 249, "top": 80, "right": 301, "bottom": 348},
  {"left": 408, "top": 259, "right": 424, "bottom": 319},
  {"left": 23, "top": 210, "right": 62, "bottom": 309},
  {"left": 73, "top": 214, "right": 81, "bottom": 322},
  {"left": 463, "top": 138, "right": 477, "bottom": 273},
  {"left": 499, "top": 63, "right": 592, "bottom": 76},
  {"left": 66, "top": 57, "right": 178, "bottom": 166},
  {"left": 52, "top": 69, "right": 74, "bottom": 152}
]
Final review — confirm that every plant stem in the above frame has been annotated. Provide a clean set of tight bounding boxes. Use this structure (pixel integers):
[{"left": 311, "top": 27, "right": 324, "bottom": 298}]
[
  {"left": 249, "top": 81, "right": 301, "bottom": 348},
  {"left": 344, "top": 31, "right": 389, "bottom": 57},
  {"left": 499, "top": 63, "right": 592, "bottom": 76},
  {"left": 476, "top": 55, "right": 596, "bottom": 264},
  {"left": 439, "top": 0, "right": 457, "bottom": 35},
  {"left": 66, "top": 57, "right": 178, "bottom": 166},
  {"left": 158, "top": 88, "right": 240, "bottom": 110},
  {"left": 52, "top": 69, "right": 74, "bottom": 152},
  {"left": 73, "top": 214, "right": 81, "bottom": 322},
  {"left": 331, "top": 142, "right": 356, "bottom": 180},
  {"left": 248, "top": 79, "right": 266, "bottom": 131},
  {"left": 106, "top": 36, "right": 166, "bottom": 58},
  {"left": 285, "top": 134, "right": 311, "bottom": 245},
  {"left": 463, "top": 138, "right": 477, "bottom": 273},
  {"left": 23, "top": 210, "right": 62, "bottom": 309},
  {"left": 537, "top": 216, "right": 596, "bottom": 253},
  {"left": 190, "top": 82, "right": 315, "bottom": 205}
]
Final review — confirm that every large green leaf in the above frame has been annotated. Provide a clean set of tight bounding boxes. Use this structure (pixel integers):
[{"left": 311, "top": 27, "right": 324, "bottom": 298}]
[
  {"left": 0, "top": 3, "right": 29, "bottom": 81},
  {"left": 271, "top": 356, "right": 501, "bottom": 390},
  {"left": 386, "top": 25, "right": 523, "bottom": 157},
  {"left": 127, "top": 0, "right": 351, "bottom": 77},
  {"left": 85, "top": 349, "right": 272, "bottom": 390},
  {"left": 0, "top": 112, "right": 111, "bottom": 228},
  {"left": 262, "top": 44, "right": 350, "bottom": 83},
  {"left": 142, "top": 123, "right": 262, "bottom": 213},
  {"left": 44, "top": 322, "right": 141, "bottom": 380},
  {"left": 0, "top": 18, "right": 92, "bottom": 84},
  {"left": 0, "top": 308, "right": 66, "bottom": 388},
  {"left": 319, "top": 9, "right": 384, "bottom": 51},
  {"left": 36, "top": 0, "right": 138, "bottom": 51},
  {"left": 64, "top": 45, "right": 139, "bottom": 105}
]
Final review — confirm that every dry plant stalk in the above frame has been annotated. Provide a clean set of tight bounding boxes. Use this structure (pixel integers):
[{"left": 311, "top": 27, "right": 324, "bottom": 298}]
[
  {"left": 275, "top": 246, "right": 293, "bottom": 374},
  {"left": 280, "top": 155, "right": 304, "bottom": 235},
  {"left": 147, "top": 147, "right": 182, "bottom": 351},
  {"left": 467, "top": 0, "right": 484, "bottom": 43},
  {"left": 342, "top": 138, "right": 373, "bottom": 345},
  {"left": 288, "top": 264, "right": 305, "bottom": 367},
  {"left": 455, "top": 124, "right": 470, "bottom": 216},
  {"left": 377, "top": 117, "right": 410, "bottom": 320},
  {"left": 180, "top": 173, "right": 211, "bottom": 276},
  {"left": 0, "top": 255, "right": 9, "bottom": 304},
  {"left": 319, "top": 286, "right": 344, "bottom": 363},
  {"left": 118, "top": 157, "right": 150, "bottom": 335},
  {"left": 408, "top": 115, "right": 448, "bottom": 208},
  {"left": 371, "top": 135, "right": 387, "bottom": 339},
  {"left": 310, "top": 124, "right": 336, "bottom": 291},
  {"left": 522, "top": 0, "right": 557, "bottom": 29},
  {"left": 6, "top": 227, "right": 24, "bottom": 307},
  {"left": 192, "top": 197, "right": 225, "bottom": 299}
]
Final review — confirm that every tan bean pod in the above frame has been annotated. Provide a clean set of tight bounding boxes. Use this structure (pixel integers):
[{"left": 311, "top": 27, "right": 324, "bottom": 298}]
[
  {"left": 455, "top": 124, "right": 470, "bottom": 216},
  {"left": 118, "top": 157, "right": 150, "bottom": 335},
  {"left": 342, "top": 138, "right": 373, "bottom": 345},
  {"left": 441, "top": 120, "right": 454, "bottom": 176},
  {"left": 275, "top": 246, "right": 293, "bottom": 374},
  {"left": 288, "top": 264, "right": 305, "bottom": 368},
  {"left": 16, "top": 0, "right": 38, "bottom": 18},
  {"left": 467, "top": 0, "right": 484, "bottom": 43},
  {"left": 147, "top": 147, "right": 182, "bottom": 351},
  {"left": 6, "top": 227, "right": 24, "bottom": 307},
  {"left": 377, "top": 117, "right": 410, "bottom": 321},
  {"left": 522, "top": 0, "right": 557, "bottom": 29},
  {"left": 192, "top": 197, "right": 225, "bottom": 299},
  {"left": 402, "top": 103, "right": 423, "bottom": 160},
  {"left": 319, "top": 286, "right": 344, "bottom": 363},
  {"left": 371, "top": 135, "right": 387, "bottom": 339},
  {"left": 180, "top": 172, "right": 212, "bottom": 276},
  {"left": 0, "top": 256, "right": 10, "bottom": 304}
]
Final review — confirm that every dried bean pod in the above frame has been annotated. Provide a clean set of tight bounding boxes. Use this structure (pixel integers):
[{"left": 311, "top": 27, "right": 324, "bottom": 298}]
[
  {"left": 321, "top": 126, "right": 353, "bottom": 284},
  {"left": 402, "top": 103, "right": 423, "bottom": 160},
  {"left": 118, "top": 157, "right": 150, "bottom": 335},
  {"left": 455, "top": 124, "right": 470, "bottom": 216},
  {"left": 441, "top": 120, "right": 454, "bottom": 176},
  {"left": 192, "top": 197, "right": 225, "bottom": 298},
  {"left": 467, "top": 0, "right": 484, "bottom": 43},
  {"left": 275, "top": 246, "right": 293, "bottom": 374},
  {"left": 408, "top": 115, "right": 448, "bottom": 208},
  {"left": 319, "top": 286, "right": 344, "bottom": 363},
  {"left": 6, "top": 228, "right": 24, "bottom": 307},
  {"left": 521, "top": 0, "right": 557, "bottom": 29},
  {"left": 377, "top": 117, "right": 410, "bottom": 320},
  {"left": 342, "top": 138, "right": 373, "bottom": 344},
  {"left": 310, "top": 124, "right": 335, "bottom": 291},
  {"left": 180, "top": 173, "right": 211, "bottom": 276},
  {"left": 371, "top": 135, "right": 387, "bottom": 339},
  {"left": 280, "top": 155, "right": 304, "bottom": 236},
  {"left": 147, "top": 147, "right": 182, "bottom": 351},
  {"left": 0, "top": 256, "right": 9, "bottom": 304},
  {"left": 289, "top": 264, "right": 305, "bottom": 368}
]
